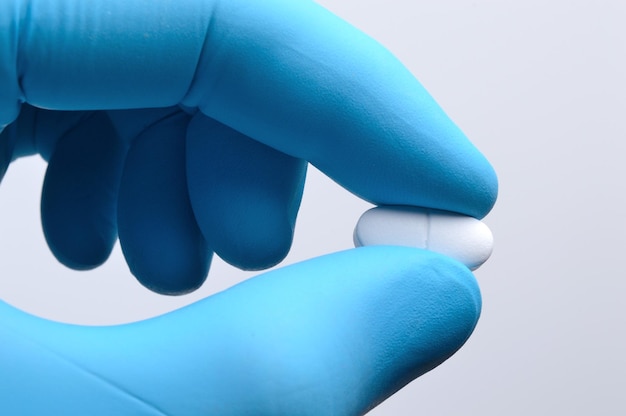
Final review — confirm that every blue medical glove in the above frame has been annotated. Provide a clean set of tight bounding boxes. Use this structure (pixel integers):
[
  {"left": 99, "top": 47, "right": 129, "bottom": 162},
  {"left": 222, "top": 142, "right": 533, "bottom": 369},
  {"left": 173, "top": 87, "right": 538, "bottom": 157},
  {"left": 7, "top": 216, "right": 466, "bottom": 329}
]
[
  {"left": 1, "top": 247, "right": 481, "bottom": 415},
  {"left": 0, "top": 0, "right": 496, "bottom": 292},
  {"left": 0, "top": 0, "right": 497, "bottom": 414}
]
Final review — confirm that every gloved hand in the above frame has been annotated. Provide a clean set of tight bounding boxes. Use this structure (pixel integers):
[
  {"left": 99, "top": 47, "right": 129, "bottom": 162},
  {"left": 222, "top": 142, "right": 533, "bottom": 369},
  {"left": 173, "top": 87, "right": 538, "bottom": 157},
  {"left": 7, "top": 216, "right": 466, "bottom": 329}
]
[{"left": 0, "top": 0, "right": 497, "bottom": 415}]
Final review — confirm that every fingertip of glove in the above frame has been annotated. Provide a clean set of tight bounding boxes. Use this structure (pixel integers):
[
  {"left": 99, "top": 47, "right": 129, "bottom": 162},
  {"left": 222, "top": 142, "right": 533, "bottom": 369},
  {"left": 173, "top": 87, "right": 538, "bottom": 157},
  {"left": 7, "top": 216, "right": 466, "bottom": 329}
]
[
  {"left": 193, "top": 210, "right": 297, "bottom": 273},
  {"left": 0, "top": 124, "right": 15, "bottom": 182},
  {"left": 364, "top": 246, "right": 482, "bottom": 378},
  {"left": 124, "top": 246, "right": 212, "bottom": 296},
  {"left": 219, "top": 244, "right": 290, "bottom": 272},
  {"left": 315, "top": 247, "right": 482, "bottom": 412},
  {"left": 0, "top": 148, "right": 9, "bottom": 183},
  {"left": 46, "top": 238, "right": 113, "bottom": 271}
]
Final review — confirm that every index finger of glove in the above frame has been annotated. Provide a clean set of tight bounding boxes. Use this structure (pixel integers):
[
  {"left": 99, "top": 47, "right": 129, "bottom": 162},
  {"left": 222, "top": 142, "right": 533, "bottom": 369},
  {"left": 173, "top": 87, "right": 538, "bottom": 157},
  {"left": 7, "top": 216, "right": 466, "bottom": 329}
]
[{"left": 2, "top": 0, "right": 496, "bottom": 218}]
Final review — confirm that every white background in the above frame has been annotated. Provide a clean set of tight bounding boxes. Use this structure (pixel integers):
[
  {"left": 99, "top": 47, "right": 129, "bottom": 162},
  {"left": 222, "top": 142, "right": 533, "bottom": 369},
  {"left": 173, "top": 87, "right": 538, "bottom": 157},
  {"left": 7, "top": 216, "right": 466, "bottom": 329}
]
[{"left": 1, "top": 1, "right": 625, "bottom": 414}]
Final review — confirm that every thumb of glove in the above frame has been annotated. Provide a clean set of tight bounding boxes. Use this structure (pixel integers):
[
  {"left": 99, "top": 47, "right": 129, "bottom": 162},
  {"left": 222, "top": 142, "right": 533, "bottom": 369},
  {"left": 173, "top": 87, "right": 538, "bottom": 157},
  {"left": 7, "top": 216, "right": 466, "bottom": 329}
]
[{"left": 0, "top": 246, "right": 480, "bottom": 416}]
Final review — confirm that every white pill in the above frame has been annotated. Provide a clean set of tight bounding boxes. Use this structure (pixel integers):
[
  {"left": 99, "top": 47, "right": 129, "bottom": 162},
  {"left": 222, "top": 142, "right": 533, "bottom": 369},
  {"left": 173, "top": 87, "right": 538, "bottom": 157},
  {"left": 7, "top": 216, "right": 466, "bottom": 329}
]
[{"left": 353, "top": 206, "right": 493, "bottom": 270}]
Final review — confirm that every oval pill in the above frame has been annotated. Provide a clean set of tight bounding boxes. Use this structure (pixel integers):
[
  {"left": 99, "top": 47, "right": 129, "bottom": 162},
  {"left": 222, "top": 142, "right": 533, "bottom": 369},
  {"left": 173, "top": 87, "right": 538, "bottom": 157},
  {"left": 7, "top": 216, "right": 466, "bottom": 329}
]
[{"left": 353, "top": 206, "right": 493, "bottom": 270}]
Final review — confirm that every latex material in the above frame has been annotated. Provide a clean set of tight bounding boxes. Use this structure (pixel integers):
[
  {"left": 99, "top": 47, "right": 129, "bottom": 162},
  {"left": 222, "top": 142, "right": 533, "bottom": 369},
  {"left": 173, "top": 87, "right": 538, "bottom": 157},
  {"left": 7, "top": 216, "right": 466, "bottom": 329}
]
[
  {"left": 354, "top": 206, "right": 494, "bottom": 271},
  {"left": 0, "top": 247, "right": 481, "bottom": 416},
  {"left": 186, "top": 114, "right": 307, "bottom": 271},
  {"left": 0, "top": 0, "right": 498, "bottom": 413},
  {"left": 184, "top": 0, "right": 497, "bottom": 218},
  {"left": 41, "top": 111, "right": 126, "bottom": 269},
  {"left": 117, "top": 111, "right": 211, "bottom": 295},
  {"left": 0, "top": 0, "right": 498, "bottom": 289}
]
